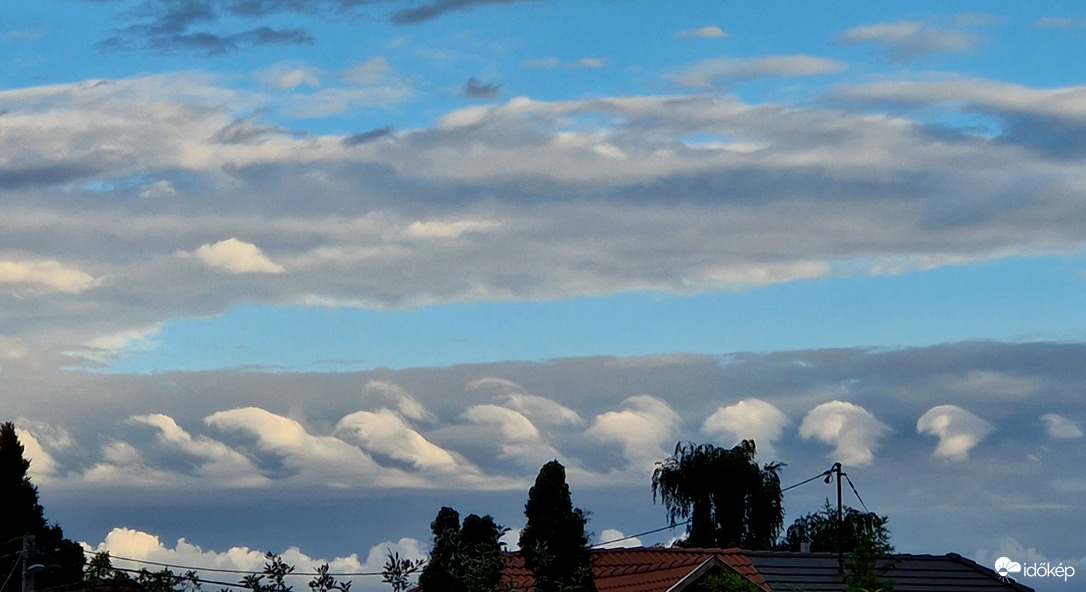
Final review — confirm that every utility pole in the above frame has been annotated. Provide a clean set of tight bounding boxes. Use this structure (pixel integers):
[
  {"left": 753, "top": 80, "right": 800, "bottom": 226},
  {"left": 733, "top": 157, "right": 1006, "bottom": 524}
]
[
  {"left": 21, "top": 535, "right": 35, "bottom": 592},
  {"left": 830, "top": 462, "right": 844, "bottom": 575}
]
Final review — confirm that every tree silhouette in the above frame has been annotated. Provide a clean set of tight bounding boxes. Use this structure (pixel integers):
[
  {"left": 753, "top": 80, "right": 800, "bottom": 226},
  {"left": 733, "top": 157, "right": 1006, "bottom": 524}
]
[
  {"left": 0, "top": 421, "right": 85, "bottom": 588},
  {"left": 519, "top": 460, "right": 596, "bottom": 592},
  {"left": 780, "top": 501, "right": 895, "bottom": 592},
  {"left": 779, "top": 500, "right": 891, "bottom": 554},
  {"left": 652, "top": 440, "right": 784, "bottom": 549},
  {"left": 0, "top": 421, "right": 47, "bottom": 539},
  {"left": 418, "top": 506, "right": 507, "bottom": 592}
]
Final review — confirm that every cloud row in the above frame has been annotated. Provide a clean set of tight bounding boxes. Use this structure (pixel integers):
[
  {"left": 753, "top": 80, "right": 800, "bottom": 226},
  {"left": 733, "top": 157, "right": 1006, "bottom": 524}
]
[
  {"left": 7, "top": 341, "right": 1085, "bottom": 570},
  {"left": 5, "top": 68, "right": 1086, "bottom": 350},
  {"left": 21, "top": 380, "right": 1072, "bottom": 497}
]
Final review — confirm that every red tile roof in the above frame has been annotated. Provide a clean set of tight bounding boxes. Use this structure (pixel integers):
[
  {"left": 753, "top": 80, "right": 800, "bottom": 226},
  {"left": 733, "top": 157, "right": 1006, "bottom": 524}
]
[{"left": 412, "top": 547, "right": 769, "bottom": 592}]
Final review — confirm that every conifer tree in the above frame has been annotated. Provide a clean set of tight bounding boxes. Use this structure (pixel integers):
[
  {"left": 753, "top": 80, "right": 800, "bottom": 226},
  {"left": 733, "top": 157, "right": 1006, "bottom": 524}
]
[
  {"left": 0, "top": 421, "right": 85, "bottom": 588},
  {"left": 0, "top": 421, "right": 47, "bottom": 538},
  {"left": 519, "top": 461, "right": 596, "bottom": 592}
]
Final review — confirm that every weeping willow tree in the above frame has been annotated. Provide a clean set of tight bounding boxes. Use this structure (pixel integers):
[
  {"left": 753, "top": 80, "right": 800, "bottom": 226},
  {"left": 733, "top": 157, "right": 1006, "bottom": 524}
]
[{"left": 651, "top": 440, "right": 784, "bottom": 549}]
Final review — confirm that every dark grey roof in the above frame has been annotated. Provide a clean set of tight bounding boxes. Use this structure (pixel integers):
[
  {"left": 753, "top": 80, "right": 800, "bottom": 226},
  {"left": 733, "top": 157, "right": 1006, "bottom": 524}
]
[{"left": 745, "top": 551, "right": 1036, "bottom": 592}]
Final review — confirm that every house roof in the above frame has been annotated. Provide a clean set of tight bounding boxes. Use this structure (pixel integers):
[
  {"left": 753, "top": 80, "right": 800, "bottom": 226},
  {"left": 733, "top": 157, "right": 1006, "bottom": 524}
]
[
  {"left": 411, "top": 547, "right": 1035, "bottom": 592},
  {"left": 503, "top": 547, "right": 769, "bottom": 592},
  {"left": 410, "top": 547, "right": 768, "bottom": 592},
  {"left": 745, "top": 551, "right": 1037, "bottom": 592}
]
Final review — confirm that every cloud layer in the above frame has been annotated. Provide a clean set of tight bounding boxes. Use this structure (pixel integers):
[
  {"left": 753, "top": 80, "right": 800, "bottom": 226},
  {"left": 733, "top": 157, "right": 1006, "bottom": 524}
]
[
  {"left": 5, "top": 70, "right": 1086, "bottom": 353},
  {"left": 7, "top": 340, "right": 1086, "bottom": 584}
]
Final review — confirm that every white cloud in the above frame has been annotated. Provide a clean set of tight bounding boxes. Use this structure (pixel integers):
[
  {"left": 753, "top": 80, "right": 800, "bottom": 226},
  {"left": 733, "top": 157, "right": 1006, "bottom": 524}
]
[
  {"left": 14, "top": 427, "right": 59, "bottom": 481},
  {"left": 361, "top": 381, "right": 437, "bottom": 423},
  {"left": 461, "top": 404, "right": 561, "bottom": 467},
  {"left": 1040, "top": 413, "right": 1083, "bottom": 439},
  {"left": 835, "top": 21, "right": 974, "bottom": 62},
  {"left": 82, "top": 527, "right": 424, "bottom": 592},
  {"left": 499, "top": 528, "right": 522, "bottom": 551},
  {"left": 916, "top": 405, "right": 993, "bottom": 461},
  {"left": 335, "top": 409, "right": 462, "bottom": 470},
  {"left": 405, "top": 219, "right": 501, "bottom": 239},
  {"left": 520, "top": 57, "right": 605, "bottom": 70},
  {"left": 570, "top": 58, "right": 605, "bottom": 69},
  {"left": 669, "top": 55, "right": 847, "bottom": 87},
  {"left": 205, "top": 407, "right": 418, "bottom": 488},
  {"left": 1035, "top": 16, "right": 1086, "bottom": 29},
  {"left": 128, "top": 413, "right": 269, "bottom": 487},
  {"left": 0, "top": 259, "right": 97, "bottom": 294},
  {"left": 138, "top": 180, "right": 178, "bottom": 199},
  {"left": 84, "top": 324, "right": 162, "bottom": 354},
  {"left": 342, "top": 57, "right": 393, "bottom": 85},
  {"left": 701, "top": 398, "right": 787, "bottom": 459},
  {"left": 189, "top": 238, "right": 285, "bottom": 274},
  {"left": 254, "top": 62, "right": 322, "bottom": 90},
  {"left": 6, "top": 73, "right": 1086, "bottom": 350},
  {"left": 585, "top": 395, "right": 680, "bottom": 473},
  {"left": 675, "top": 26, "right": 727, "bottom": 39},
  {"left": 799, "top": 401, "right": 890, "bottom": 467},
  {"left": 496, "top": 393, "right": 584, "bottom": 427},
  {"left": 466, "top": 378, "right": 583, "bottom": 427},
  {"left": 594, "top": 529, "right": 642, "bottom": 549}
]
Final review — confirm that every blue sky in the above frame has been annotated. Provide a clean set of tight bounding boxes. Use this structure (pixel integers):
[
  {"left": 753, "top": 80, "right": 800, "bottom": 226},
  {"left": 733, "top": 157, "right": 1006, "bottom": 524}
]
[
  {"left": 3, "top": 1, "right": 1086, "bottom": 591},
  {"left": 107, "top": 253, "right": 1086, "bottom": 373}
]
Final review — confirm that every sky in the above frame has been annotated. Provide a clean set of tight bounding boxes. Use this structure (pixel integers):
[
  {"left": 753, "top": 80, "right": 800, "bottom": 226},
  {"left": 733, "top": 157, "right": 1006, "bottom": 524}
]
[{"left": 2, "top": 0, "right": 1086, "bottom": 590}]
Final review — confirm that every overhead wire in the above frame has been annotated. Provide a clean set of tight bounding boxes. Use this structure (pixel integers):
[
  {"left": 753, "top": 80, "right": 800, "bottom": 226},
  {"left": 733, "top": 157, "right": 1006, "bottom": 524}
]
[
  {"left": 589, "top": 520, "right": 691, "bottom": 549},
  {"left": 781, "top": 470, "right": 832, "bottom": 493},
  {"left": 109, "top": 566, "right": 252, "bottom": 590},
  {"left": 106, "top": 555, "right": 387, "bottom": 578},
  {"left": 104, "top": 466, "right": 876, "bottom": 582},
  {"left": 844, "top": 474, "right": 870, "bottom": 513},
  {"left": 0, "top": 551, "right": 24, "bottom": 592}
]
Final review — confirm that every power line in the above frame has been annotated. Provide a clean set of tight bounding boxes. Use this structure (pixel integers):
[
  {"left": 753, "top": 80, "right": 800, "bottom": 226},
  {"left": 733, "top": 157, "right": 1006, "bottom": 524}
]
[
  {"left": 110, "top": 566, "right": 252, "bottom": 590},
  {"left": 781, "top": 470, "right": 832, "bottom": 493},
  {"left": 106, "top": 466, "right": 875, "bottom": 581},
  {"left": 590, "top": 520, "right": 691, "bottom": 549},
  {"left": 108, "top": 557, "right": 269, "bottom": 576},
  {"left": 0, "top": 551, "right": 23, "bottom": 592},
  {"left": 844, "top": 473, "right": 869, "bottom": 513},
  {"left": 107, "top": 555, "right": 386, "bottom": 578}
]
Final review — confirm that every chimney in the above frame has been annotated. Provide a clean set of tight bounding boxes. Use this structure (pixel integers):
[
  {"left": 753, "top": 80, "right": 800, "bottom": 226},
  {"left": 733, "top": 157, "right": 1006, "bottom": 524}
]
[{"left": 800, "top": 540, "right": 811, "bottom": 553}]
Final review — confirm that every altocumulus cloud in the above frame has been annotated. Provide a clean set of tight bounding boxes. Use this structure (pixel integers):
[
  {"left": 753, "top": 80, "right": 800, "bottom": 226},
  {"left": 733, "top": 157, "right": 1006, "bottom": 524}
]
[
  {"left": 126, "top": 414, "right": 270, "bottom": 488},
  {"left": 799, "top": 401, "right": 890, "bottom": 467},
  {"left": 674, "top": 26, "right": 727, "bottom": 39},
  {"left": 1040, "top": 413, "right": 1083, "bottom": 439},
  {"left": 187, "top": 238, "right": 285, "bottom": 274},
  {"left": 461, "top": 404, "right": 564, "bottom": 469},
  {"left": 916, "top": 405, "right": 993, "bottom": 462},
  {"left": 701, "top": 398, "right": 788, "bottom": 459},
  {"left": 0, "top": 260, "right": 97, "bottom": 294},
  {"left": 668, "top": 54, "right": 847, "bottom": 87},
  {"left": 9, "top": 73, "right": 1086, "bottom": 350},
  {"left": 586, "top": 395, "right": 681, "bottom": 474},
  {"left": 834, "top": 20, "right": 975, "bottom": 62}
]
